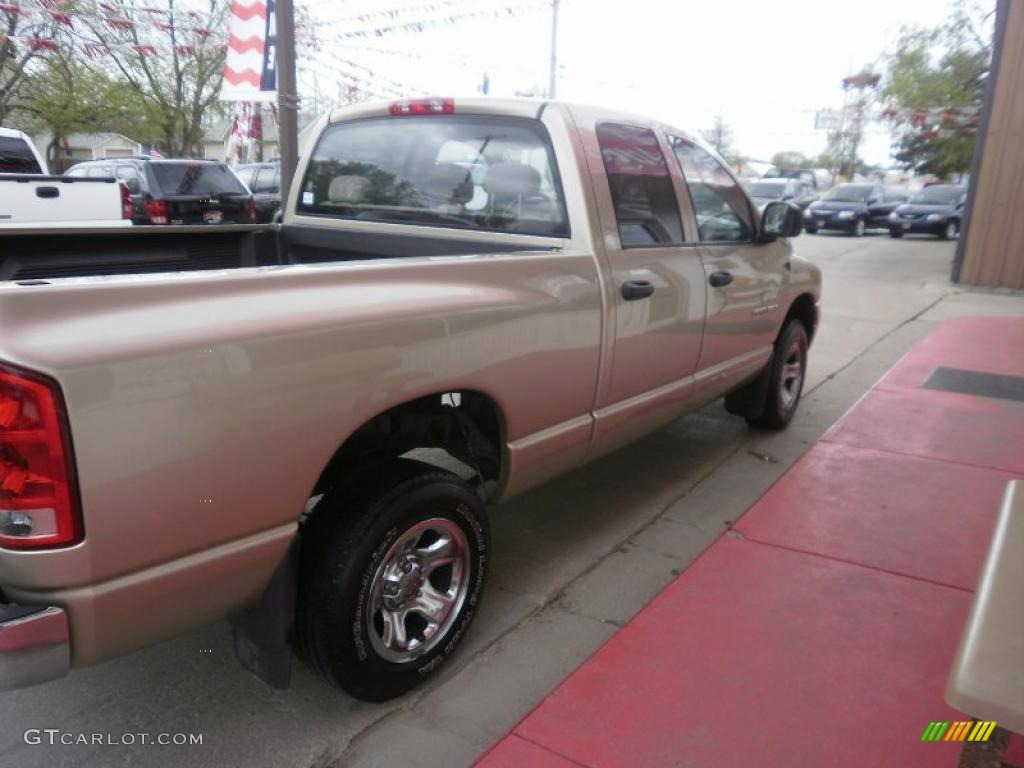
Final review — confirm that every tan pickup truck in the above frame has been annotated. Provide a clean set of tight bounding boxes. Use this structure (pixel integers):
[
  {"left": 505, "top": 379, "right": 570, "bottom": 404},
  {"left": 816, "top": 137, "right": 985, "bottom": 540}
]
[{"left": 0, "top": 97, "right": 820, "bottom": 701}]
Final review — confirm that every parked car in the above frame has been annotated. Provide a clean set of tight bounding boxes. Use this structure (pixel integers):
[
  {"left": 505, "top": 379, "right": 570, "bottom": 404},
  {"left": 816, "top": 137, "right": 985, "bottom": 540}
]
[
  {"left": 0, "top": 127, "right": 132, "bottom": 229},
  {"left": 747, "top": 178, "right": 818, "bottom": 212},
  {"left": 888, "top": 184, "right": 967, "bottom": 240},
  {"left": 235, "top": 161, "right": 282, "bottom": 223},
  {"left": 66, "top": 157, "right": 256, "bottom": 225},
  {"left": 0, "top": 97, "right": 819, "bottom": 700},
  {"left": 803, "top": 183, "right": 908, "bottom": 235}
]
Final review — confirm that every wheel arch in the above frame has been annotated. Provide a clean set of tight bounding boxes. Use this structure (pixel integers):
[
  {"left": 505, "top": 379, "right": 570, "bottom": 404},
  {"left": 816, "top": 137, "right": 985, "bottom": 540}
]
[
  {"left": 784, "top": 292, "right": 818, "bottom": 346},
  {"left": 307, "top": 389, "right": 507, "bottom": 508}
]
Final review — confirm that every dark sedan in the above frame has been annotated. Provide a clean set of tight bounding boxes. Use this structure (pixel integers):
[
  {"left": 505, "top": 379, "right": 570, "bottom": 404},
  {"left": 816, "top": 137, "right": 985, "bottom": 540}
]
[
  {"left": 747, "top": 178, "right": 818, "bottom": 212},
  {"left": 803, "top": 183, "right": 908, "bottom": 236},
  {"left": 888, "top": 184, "right": 967, "bottom": 240}
]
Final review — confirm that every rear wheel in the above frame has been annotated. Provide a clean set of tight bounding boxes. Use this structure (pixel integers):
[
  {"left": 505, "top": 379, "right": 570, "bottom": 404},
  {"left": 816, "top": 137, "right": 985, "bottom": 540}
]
[
  {"left": 747, "top": 319, "right": 809, "bottom": 431},
  {"left": 297, "top": 459, "right": 488, "bottom": 701}
]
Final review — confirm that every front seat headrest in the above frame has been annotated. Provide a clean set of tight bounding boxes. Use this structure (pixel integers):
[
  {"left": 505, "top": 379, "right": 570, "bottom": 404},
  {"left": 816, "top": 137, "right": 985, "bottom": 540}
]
[
  {"left": 328, "top": 175, "right": 371, "bottom": 203},
  {"left": 483, "top": 163, "right": 541, "bottom": 200}
]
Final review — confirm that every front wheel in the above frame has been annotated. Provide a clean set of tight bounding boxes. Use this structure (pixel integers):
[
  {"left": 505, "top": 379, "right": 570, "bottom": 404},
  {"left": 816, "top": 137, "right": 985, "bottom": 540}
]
[
  {"left": 747, "top": 319, "right": 809, "bottom": 431},
  {"left": 940, "top": 221, "right": 958, "bottom": 240},
  {"left": 297, "top": 459, "right": 488, "bottom": 701},
  {"left": 852, "top": 218, "right": 866, "bottom": 237},
  {"left": 889, "top": 229, "right": 903, "bottom": 238},
  {"left": 804, "top": 225, "right": 818, "bottom": 234}
]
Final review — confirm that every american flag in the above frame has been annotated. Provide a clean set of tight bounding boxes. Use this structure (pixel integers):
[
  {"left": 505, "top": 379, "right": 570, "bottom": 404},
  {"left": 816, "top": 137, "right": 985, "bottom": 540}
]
[{"left": 148, "top": 147, "right": 165, "bottom": 159}]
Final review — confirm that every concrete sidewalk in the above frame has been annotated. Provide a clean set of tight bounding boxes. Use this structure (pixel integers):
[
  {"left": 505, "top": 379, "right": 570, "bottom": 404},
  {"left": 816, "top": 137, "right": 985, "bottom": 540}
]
[{"left": 477, "top": 316, "right": 1024, "bottom": 768}]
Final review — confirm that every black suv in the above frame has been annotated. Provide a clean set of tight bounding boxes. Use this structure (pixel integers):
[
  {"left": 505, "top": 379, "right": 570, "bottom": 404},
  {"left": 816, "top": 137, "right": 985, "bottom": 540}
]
[
  {"left": 66, "top": 158, "right": 255, "bottom": 226},
  {"left": 235, "top": 161, "right": 281, "bottom": 223}
]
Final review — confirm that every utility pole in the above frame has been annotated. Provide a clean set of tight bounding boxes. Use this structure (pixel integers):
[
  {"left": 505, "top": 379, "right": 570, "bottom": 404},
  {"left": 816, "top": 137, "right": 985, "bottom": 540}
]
[
  {"left": 275, "top": 0, "right": 299, "bottom": 206},
  {"left": 548, "top": 0, "right": 560, "bottom": 98}
]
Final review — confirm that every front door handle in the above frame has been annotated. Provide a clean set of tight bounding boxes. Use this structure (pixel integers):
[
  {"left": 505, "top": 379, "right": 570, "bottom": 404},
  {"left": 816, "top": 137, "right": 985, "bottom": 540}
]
[
  {"left": 621, "top": 280, "right": 655, "bottom": 301},
  {"left": 709, "top": 270, "right": 734, "bottom": 288}
]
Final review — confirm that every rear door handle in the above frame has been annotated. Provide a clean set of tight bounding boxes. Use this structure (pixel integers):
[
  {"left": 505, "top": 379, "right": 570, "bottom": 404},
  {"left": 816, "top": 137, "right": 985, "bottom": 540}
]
[
  {"left": 621, "top": 280, "right": 654, "bottom": 301},
  {"left": 709, "top": 271, "right": 733, "bottom": 288}
]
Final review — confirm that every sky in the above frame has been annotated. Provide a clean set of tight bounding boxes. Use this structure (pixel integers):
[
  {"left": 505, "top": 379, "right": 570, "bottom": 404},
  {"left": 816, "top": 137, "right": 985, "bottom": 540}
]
[{"left": 298, "top": 0, "right": 988, "bottom": 167}]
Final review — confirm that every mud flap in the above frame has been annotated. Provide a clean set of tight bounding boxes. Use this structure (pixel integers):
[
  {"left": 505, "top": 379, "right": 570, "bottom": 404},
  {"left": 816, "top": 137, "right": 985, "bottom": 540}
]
[
  {"left": 724, "top": 360, "right": 773, "bottom": 420},
  {"left": 230, "top": 536, "right": 299, "bottom": 689}
]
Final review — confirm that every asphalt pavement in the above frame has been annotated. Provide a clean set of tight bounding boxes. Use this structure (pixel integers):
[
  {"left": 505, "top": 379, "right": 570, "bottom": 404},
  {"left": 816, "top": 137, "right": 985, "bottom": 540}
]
[{"left": 2, "top": 230, "right": 1022, "bottom": 768}]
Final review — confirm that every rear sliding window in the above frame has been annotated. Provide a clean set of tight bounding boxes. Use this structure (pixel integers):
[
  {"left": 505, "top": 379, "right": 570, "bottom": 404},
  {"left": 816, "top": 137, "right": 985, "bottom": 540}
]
[
  {"left": 0, "top": 136, "right": 43, "bottom": 174},
  {"left": 150, "top": 163, "right": 248, "bottom": 196},
  {"left": 297, "top": 116, "right": 569, "bottom": 237}
]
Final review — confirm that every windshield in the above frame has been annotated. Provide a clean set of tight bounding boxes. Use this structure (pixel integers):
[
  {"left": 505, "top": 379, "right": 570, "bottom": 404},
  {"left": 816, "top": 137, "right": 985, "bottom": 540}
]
[
  {"left": 0, "top": 136, "right": 43, "bottom": 174},
  {"left": 150, "top": 163, "right": 247, "bottom": 196},
  {"left": 748, "top": 182, "right": 787, "bottom": 198},
  {"left": 298, "top": 115, "right": 569, "bottom": 237},
  {"left": 910, "top": 186, "right": 964, "bottom": 205},
  {"left": 823, "top": 184, "right": 874, "bottom": 202}
]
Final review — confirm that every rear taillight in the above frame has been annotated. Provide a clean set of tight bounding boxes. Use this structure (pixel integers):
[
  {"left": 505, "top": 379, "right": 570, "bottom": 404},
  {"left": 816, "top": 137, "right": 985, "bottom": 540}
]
[
  {"left": 388, "top": 97, "right": 455, "bottom": 116},
  {"left": 120, "top": 182, "right": 133, "bottom": 220},
  {"left": 248, "top": 198, "right": 257, "bottom": 223},
  {"left": 0, "top": 364, "right": 81, "bottom": 549},
  {"left": 145, "top": 199, "right": 168, "bottom": 225}
]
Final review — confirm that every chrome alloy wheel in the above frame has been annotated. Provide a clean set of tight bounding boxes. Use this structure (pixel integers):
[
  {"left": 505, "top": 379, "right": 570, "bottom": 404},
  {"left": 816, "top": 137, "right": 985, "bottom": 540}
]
[
  {"left": 779, "top": 338, "right": 805, "bottom": 411},
  {"left": 366, "top": 518, "right": 470, "bottom": 663}
]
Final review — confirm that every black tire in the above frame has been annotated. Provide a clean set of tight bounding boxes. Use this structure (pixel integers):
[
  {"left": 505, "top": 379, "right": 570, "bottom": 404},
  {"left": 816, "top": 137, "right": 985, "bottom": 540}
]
[
  {"left": 889, "top": 229, "right": 904, "bottom": 238},
  {"left": 939, "top": 220, "right": 957, "bottom": 240},
  {"left": 297, "top": 459, "right": 488, "bottom": 701},
  {"left": 747, "top": 319, "right": 809, "bottom": 431},
  {"left": 851, "top": 218, "right": 866, "bottom": 237},
  {"left": 804, "top": 226, "right": 818, "bottom": 234}
]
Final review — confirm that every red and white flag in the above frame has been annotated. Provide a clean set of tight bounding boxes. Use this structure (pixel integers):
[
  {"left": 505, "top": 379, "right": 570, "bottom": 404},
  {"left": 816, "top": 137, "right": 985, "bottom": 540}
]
[{"left": 221, "top": 0, "right": 277, "bottom": 103}]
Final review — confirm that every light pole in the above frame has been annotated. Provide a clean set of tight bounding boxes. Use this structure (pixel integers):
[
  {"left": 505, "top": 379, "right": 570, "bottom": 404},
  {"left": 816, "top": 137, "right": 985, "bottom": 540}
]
[
  {"left": 276, "top": 0, "right": 299, "bottom": 206},
  {"left": 548, "top": 0, "right": 560, "bottom": 98}
]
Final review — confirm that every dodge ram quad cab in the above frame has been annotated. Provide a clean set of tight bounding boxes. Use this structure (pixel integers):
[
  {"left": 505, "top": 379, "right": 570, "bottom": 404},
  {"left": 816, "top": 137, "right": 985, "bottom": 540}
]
[{"left": 0, "top": 97, "right": 820, "bottom": 701}]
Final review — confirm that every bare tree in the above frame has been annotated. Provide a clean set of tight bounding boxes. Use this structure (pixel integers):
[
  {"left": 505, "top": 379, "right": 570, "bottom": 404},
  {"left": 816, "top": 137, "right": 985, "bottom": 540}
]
[
  {"left": 0, "top": 7, "right": 67, "bottom": 123},
  {"left": 74, "top": 0, "right": 230, "bottom": 156}
]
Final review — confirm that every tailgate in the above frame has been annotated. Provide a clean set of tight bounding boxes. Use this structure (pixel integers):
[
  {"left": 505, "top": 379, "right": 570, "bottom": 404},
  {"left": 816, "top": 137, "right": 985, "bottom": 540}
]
[
  {"left": 164, "top": 194, "right": 250, "bottom": 225},
  {"left": 0, "top": 176, "right": 127, "bottom": 227}
]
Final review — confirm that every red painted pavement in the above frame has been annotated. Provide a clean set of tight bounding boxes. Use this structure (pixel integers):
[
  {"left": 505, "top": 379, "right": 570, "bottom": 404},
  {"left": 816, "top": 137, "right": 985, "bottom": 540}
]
[{"left": 476, "top": 317, "right": 1024, "bottom": 768}]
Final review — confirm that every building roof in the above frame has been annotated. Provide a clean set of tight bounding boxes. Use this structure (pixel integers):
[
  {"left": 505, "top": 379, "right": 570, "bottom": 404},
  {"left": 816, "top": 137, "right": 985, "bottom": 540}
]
[{"left": 62, "top": 132, "right": 140, "bottom": 149}]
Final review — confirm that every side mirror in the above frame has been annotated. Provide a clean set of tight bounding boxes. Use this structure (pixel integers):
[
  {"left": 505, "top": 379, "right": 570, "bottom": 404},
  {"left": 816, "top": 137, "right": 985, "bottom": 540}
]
[{"left": 761, "top": 201, "right": 802, "bottom": 240}]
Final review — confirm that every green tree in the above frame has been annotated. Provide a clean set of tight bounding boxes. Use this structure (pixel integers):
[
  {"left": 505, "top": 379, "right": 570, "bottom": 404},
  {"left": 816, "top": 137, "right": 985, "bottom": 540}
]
[
  {"left": 882, "top": 1, "right": 993, "bottom": 178},
  {"left": 770, "top": 151, "right": 812, "bottom": 170},
  {"left": 14, "top": 55, "right": 157, "bottom": 167}
]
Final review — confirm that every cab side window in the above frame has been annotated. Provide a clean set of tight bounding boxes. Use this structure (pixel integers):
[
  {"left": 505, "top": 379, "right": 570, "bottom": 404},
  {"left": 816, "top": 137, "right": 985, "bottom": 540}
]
[
  {"left": 253, "top": 167, "right": 281, "bottom": 194},
  {"left": 116, "top": 166, "right": 141, "bottom": 194},
  {"left": 596, "top": 123, "right": 683, "bottom": 247},
  {"left": 668, "top": 137, "right": 752, "bottom": 243}
]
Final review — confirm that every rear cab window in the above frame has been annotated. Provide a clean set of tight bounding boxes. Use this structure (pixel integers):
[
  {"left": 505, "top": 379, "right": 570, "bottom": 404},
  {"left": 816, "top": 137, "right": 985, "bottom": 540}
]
[
  {"left": 297, "top": 115, "right": 569, "bottom": 237},
  {"left": 0, "top": 137, "right": 43, "bottom": 174},
  {"left": 150, "top": 163, "right": 248, "bottom": 197}
]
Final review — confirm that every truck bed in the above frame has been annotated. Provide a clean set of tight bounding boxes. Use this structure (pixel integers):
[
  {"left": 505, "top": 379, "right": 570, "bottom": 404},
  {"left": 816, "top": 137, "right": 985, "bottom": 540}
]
[{"left": 0, "top": 224, "right": 546, "bottom": 282}]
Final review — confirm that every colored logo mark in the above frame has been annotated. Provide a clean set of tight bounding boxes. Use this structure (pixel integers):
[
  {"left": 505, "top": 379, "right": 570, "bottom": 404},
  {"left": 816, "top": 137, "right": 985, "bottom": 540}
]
[{"left": 921, "top": 721, "right": 998, "bottom": 742}]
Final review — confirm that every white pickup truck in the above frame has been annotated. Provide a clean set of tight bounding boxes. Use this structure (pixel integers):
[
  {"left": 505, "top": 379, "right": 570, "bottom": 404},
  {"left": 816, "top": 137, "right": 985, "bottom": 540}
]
[
  {"left": 0, "top": 97, "right": 820, "bottom": 701},
  {"left": 0, "top": 127, "right": 132, "bottom": 228}
]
